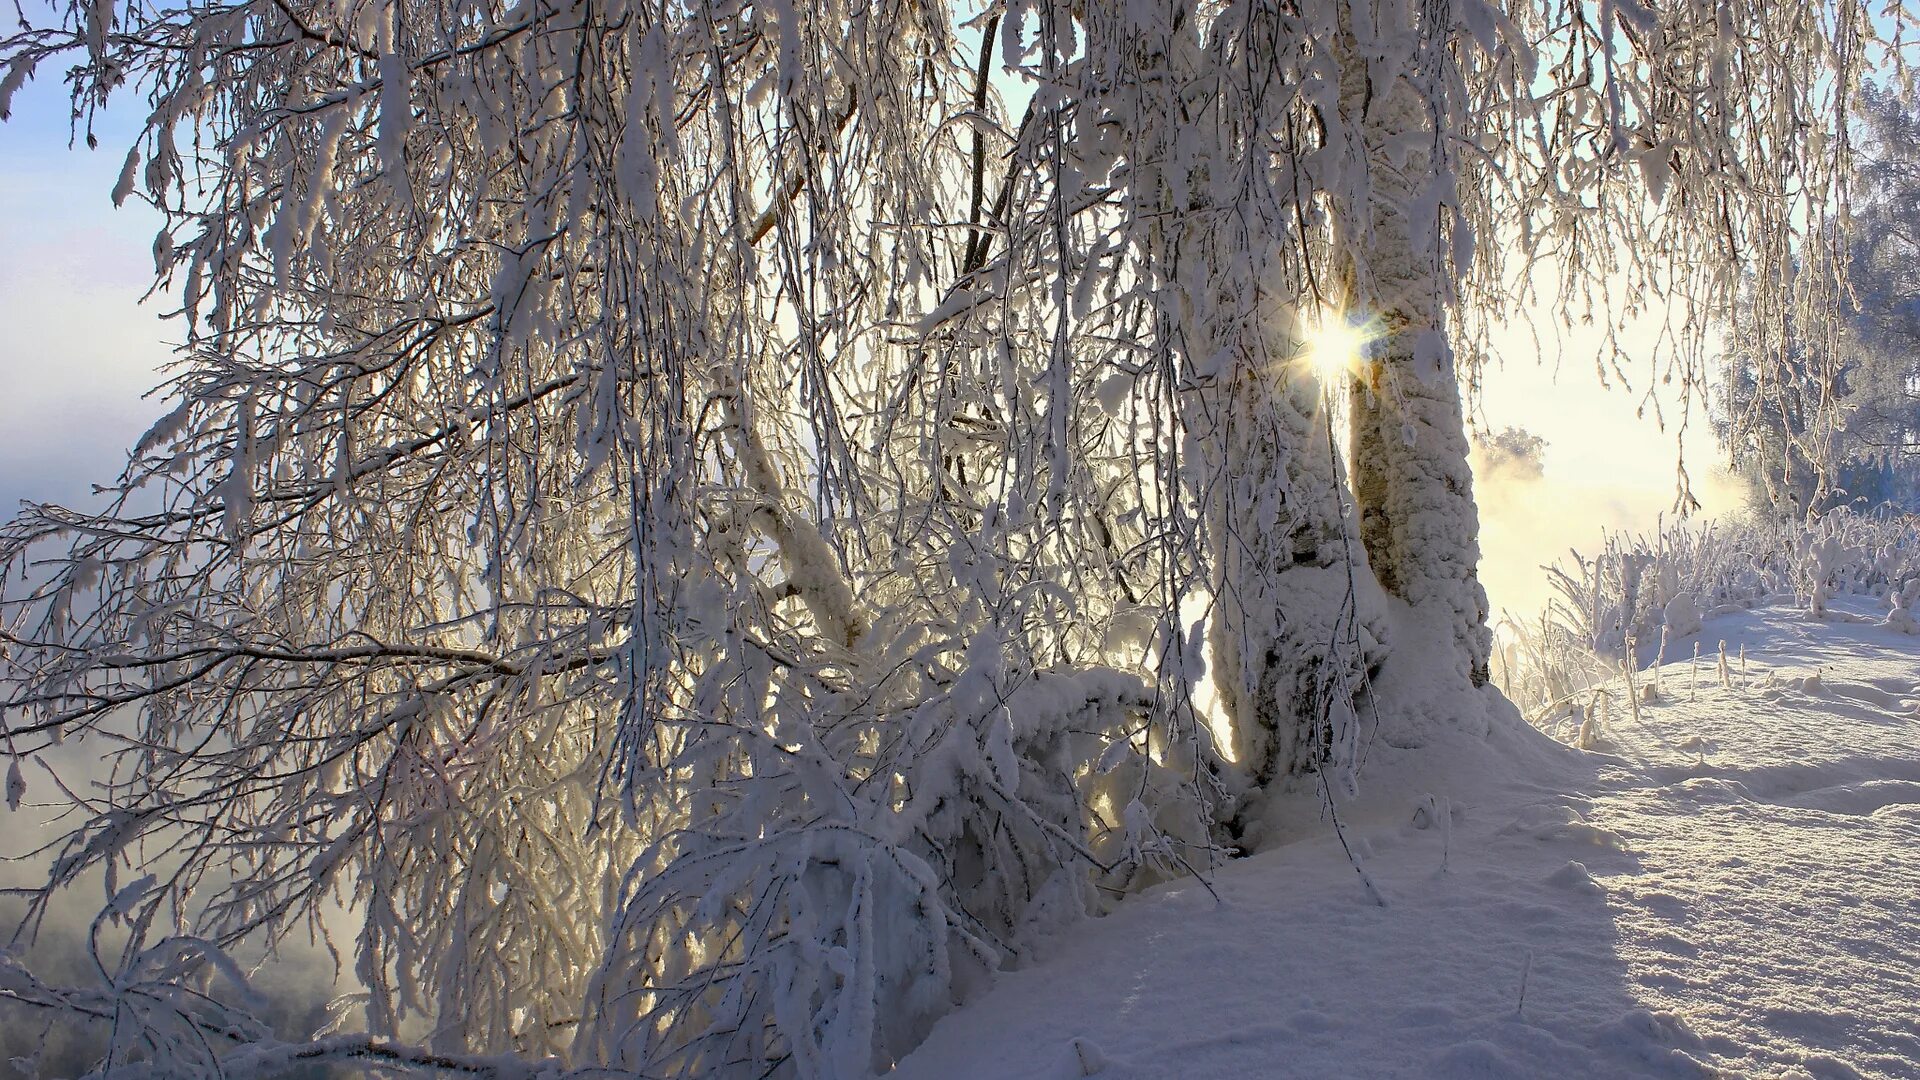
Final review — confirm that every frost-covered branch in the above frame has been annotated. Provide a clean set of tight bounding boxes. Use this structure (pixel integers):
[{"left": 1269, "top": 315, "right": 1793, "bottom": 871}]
[{"left": 0, "top": 0, "right": 1907, "bottom": 1075}]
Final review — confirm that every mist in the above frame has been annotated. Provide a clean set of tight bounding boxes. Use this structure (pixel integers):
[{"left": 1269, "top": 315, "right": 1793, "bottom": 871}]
[{"left": 1471, "top": 423, "right": 1750, "bottom": 632}]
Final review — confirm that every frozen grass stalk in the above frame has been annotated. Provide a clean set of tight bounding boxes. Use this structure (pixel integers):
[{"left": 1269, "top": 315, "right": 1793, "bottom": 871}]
[{"left": 1623, "top": 635, "right": 1644, "bottom": 726}]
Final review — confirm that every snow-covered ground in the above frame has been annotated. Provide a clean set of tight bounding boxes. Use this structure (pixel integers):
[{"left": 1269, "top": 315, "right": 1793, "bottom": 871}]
[{"left": 894, "top": 600, "right": 1920, "bottom": 1079}]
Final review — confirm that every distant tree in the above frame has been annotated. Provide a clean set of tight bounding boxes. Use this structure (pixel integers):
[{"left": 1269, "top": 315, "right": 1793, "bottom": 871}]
[
  {"left": 0, "top": 0, "right": 1902, "bottom": 1076},
  {"left": 1721, "top": 83, "right": 1920, "bottom": 517}
]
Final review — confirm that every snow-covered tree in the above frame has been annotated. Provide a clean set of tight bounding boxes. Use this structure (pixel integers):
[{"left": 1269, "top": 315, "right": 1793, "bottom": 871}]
[
  {"left": 1720, "top": 82, "right": 1920, "bottom": 517},
  {"left": 0, "top": 0, "right": 1903, "bottom": 1075}
]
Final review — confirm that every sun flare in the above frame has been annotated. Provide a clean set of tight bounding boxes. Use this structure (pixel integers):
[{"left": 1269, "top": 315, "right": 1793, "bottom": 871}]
[{"left": 1303, "top": 316, "right": 1371, "bottom": 379}]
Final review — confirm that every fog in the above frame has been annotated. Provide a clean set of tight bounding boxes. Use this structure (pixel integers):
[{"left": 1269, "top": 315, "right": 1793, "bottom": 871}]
[
  {"left": 1471, "top": 423, "right": 1749, "bottom": 630},
  {"left": 0, "top": 77, "right": 173, "bottom": 519},
  {"left": 1468, "top": 294, "right": 1746, "bottom": 626}
]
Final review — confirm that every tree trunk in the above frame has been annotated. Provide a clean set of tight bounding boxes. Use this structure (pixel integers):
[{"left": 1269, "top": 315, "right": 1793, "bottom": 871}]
[
  {"left": 1207, "top": 309, "right": 1387, "bottom": 793},
  {"left": 1337, "top": 14, "right": 1493, "bottom": 694},
  {"left": 1182, "top": 242, "right": 1388, "bottom": 811}
]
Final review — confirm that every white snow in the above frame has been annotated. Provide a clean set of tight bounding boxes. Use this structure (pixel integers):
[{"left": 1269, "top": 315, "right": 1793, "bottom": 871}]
[{"left": 893, "top": 599, "right": 1920, "bottom": 1079}]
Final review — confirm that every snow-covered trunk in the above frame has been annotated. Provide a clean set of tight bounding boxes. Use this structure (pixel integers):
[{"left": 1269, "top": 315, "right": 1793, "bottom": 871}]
[
  {"left": 1186, "top": 238, "right": 1388, "bottom": 804},
  {"left": 1336, "top": 15, "right": 1492, "bottom": 693},
  {"left": 1108, "top": 7, "right": 1390, "bottom": 816}
]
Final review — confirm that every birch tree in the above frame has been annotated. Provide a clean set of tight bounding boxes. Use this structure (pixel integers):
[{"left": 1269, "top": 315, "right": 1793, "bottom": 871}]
[{"left": 0, "top": 0, "right": 1902, "bottom": 1075}]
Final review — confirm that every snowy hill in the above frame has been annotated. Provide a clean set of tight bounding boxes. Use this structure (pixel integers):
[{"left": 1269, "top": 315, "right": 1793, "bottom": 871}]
[{"left": 892, "top": 601, "right": 1920, "bottom": 1080}]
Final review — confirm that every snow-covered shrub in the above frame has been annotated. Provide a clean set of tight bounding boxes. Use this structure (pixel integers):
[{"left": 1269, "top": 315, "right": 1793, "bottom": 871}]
[
  {"left": 574, "top": 658, "right": 1210, "bottom": 1077},
  {"left": 1663, "top": 593, "right": 1704, "bottom": 639},
  {"left": 1497, "top": 510, "right": 1920, "bottom": 716}
]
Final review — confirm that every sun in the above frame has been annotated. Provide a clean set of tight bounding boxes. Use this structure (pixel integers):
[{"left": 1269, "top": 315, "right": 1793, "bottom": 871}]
[{"left": 1303, "top": 315, "right": 1372, "bottom": 379}]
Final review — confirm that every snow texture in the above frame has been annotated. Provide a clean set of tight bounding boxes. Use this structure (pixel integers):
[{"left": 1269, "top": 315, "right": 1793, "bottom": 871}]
[
  {"left": 895, "top": 600, "right": 1920, "bottom": 1079},
  {"left": 1335, "top": 9, "right": 1492, "bottom": 695}
]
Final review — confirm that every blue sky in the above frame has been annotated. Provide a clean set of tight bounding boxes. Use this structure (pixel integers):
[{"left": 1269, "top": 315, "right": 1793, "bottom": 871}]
[{"left": 0, "top": 70, "right": 173, "bottom": 516}]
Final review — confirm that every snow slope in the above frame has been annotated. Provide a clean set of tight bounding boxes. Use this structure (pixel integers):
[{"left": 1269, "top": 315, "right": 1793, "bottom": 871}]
[{"left": 892, "top": 601, "right": 1920, "bottom": 1079}]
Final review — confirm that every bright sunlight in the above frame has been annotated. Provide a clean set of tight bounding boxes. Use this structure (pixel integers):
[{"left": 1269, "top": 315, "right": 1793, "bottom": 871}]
[{"left": 1303, "top": 314, "right": 1372, "bottom": 379}]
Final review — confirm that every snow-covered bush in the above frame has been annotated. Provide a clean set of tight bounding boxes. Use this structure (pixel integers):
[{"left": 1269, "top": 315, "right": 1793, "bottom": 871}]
[{"left": 1497, "top": 510, "right": 1920, "bottom": 715}]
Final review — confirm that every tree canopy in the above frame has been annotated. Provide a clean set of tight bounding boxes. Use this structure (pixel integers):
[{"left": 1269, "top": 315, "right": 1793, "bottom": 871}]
[{"left": 0, "top": 0, "right": 1906, "bottom": 1075}]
